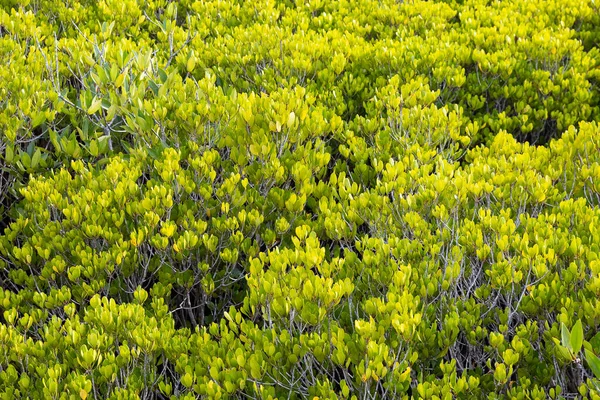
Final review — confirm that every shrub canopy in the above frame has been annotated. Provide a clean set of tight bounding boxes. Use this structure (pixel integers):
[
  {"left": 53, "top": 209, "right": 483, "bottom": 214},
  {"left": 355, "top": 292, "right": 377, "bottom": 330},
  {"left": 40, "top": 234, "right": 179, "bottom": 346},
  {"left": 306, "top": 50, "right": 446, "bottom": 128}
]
[{"left": 1, "top": 0, "right": 600, "bottom": 398}]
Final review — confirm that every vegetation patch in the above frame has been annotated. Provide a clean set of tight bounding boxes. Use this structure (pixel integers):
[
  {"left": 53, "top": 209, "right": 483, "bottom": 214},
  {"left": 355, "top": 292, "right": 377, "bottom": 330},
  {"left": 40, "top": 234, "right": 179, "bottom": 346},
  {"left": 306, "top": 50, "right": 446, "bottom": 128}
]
[{"left": 1, "top": 0, "right": 600, "bottom": 398}]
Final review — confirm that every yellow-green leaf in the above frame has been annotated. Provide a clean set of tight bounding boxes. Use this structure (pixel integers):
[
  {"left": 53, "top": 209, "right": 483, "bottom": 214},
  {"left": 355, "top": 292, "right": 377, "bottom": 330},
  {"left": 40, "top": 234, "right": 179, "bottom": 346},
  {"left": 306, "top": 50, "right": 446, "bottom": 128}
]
[{"left": 87, "top": 97, "right": 103, "bottom": 114}]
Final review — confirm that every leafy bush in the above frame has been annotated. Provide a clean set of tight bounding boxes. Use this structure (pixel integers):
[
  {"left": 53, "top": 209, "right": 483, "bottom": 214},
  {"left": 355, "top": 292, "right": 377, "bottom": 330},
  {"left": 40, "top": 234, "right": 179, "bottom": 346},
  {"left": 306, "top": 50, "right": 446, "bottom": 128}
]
[{"left": 1, "top": 0, "right": 600, "bottom": 398}]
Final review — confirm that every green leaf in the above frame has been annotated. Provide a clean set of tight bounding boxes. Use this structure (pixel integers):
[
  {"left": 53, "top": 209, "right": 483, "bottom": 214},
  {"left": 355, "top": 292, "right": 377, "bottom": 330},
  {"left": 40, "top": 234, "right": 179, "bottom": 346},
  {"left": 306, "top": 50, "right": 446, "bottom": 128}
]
[
  {"left": 87, "top": 97, "right": 102, "bottom": 114},
  {"left": 590, "top": 332, "right": 600, "bottom": 353},
  {"left": 31, "top": 148, "right": 41, "bottom": 169},
  {"left": 224, "top": 311, "right": 233, "bottom": 324},
  {"left": 209, "top": 366, "right": 219, "bottom": 381},
  {"left": 341, "top": 379, "right": 350, "bottom": 398},
  {"left": 4, "top": 145, "right": 14, "bottom": 163},
  {"left": 571, "top": 320, "right": 583, "bottom": 354},
  {"left": 114, "top": 73, "right": 125, "bottom": 88},
  {"left": 585, "top": 349, "right": 600, "bottom": 379},
  {"left": 561, "top": 322, "right": 572, "bottom": 352},
  {"left": 236, "top": 352, "right": 245, "bottom": 368},
  {"left": 63, "top": 137, "right": 76, "bottom": 156},
  {"left": 89, "top": 140, "right": 99, "bottom": 157},
  {"left": 49, "top": 129, "right": 61, "bottom": 152},
  {"left": 148, "top": 80, "right": 159, "bottom": 96},
  {"left": 20, "top": 151, "right": 31, "bottom": 169},
  {"left": 79, "top": 122, "right": 89, "bottom": 142},
  {"left": 180, "top": 373, "right": 193, "bottom": 388},
  {"left": 98, "top": 135, "right": 110, "bottom": 153},
  {"left": 158, "top": 68, "right": 168, "bottom": 83},
  {"left": 31, "top": 112, "right": 46, "bottom": 128},
  {"left": 250, "top": 359, "right": 261, "bottom": 380},
  {"left": 186, "top": 56, "right": 196, "bottom": 73},
  {"left": 553, "top": 339, "right": 572, "bottom": 362}
]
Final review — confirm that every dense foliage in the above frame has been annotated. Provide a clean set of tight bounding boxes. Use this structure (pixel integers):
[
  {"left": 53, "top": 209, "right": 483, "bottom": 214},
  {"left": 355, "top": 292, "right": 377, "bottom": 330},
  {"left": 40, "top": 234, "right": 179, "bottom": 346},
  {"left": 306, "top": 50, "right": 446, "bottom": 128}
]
[{"left": 1, "top": 0, "right": 600, "bottom": 398}]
